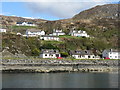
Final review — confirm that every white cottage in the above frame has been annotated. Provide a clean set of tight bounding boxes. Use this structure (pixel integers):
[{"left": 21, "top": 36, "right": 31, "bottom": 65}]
[
  {"left": 50, "top": 29, "right": 65, "bottom": 36},
  {"left": 16, "top": 22, "right": 36, "bottom": 26},
  {"left": 69, "top": 30, "right": 89, "bottom": 37},
  {"left": 0, "top": 29, "right": 6, "bottom": 33},
  {"left": 40, "top": 35, "right": 60, "bottom": 41},
  {"left": 70, "top": 50, "right": 99, "bottom": 59},
  {"left": 26, "top": 29, "right": 45, "bottom": 37},
  {"left": 40, "top": 49, "right": 61, "bottom": 58},
  {"left": 102, "top": 49, "right": 120, "bottom": 59},
  {"left": 16, "top": 32, "right": 22, "bottom": 35}
]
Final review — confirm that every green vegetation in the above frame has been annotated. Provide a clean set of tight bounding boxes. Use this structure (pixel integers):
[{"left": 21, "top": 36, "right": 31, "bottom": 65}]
[
  {"left": 60, "top": 52, "right": 69, "bottom": 57},
  {"left": 8, "top": 25, "right": 38, "bottom": 34},
  {"left": 59, "top": 35, "right": 85, "bottom": 39},
  {"left": 12, "top": 26, "right": 37, "bottom": 29},
  {"left": 1, "top": 4, "right": 119, "bottom": 58},
  {"left": 2, "top": 32, "right": 115, "bottom": 57},
  {"left": 40, "top": 43, "right": 58, "bottom": 49},
  {"left": 31, "top": 48, "right": 40, "bottom": 56},
  {"left": 42, "top": 41, "right": 64, "bottom": 44},
  {"left": 2, "top": 56, "right": 119, "bottom": 61}
]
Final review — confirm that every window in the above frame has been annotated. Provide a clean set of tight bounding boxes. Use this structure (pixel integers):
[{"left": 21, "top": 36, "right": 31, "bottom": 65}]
[
  {"left": 115, "top": 56, "right": 117, "bottom": 58},
  {"left": 45, "top": 54, "right": 47, "bottom": 56},
  {"left": 82, "top": 55, "right": 85, "bottom": 57},
  {"left": 88, "top": 56, "right": 90, "bottom": 58},
  {"left": 85, "top": 51, "right": 87, "bottom": 53},
  {"left": 56, "top": 54, "right": 59, "bottom": 57},
  {"left": 80, "top": 55, "right": 81, "bottom": 58}
]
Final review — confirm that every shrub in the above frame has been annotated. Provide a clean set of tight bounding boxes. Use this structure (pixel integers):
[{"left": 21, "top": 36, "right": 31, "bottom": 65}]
[
  {"left": 31, "top": 48, "right": 40, "bottom": 56},
  {"left": 60, "top": 52, "right": 69, "bottom": 57}
]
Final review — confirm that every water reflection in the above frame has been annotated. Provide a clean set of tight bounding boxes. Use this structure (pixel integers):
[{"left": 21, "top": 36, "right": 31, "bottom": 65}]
[{"left": 2, "top": 72, "right": 118, "bottom": 88}]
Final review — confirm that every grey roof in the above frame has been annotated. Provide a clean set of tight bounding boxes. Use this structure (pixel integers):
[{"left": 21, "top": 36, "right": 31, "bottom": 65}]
[
  {"left": 104, "top": 49, "right": 120, "bottom": 52},
  {"left": 16, "top": 22, "right": 23, "bottom": 24},
  {"left": 40, "top": 49, "right": 60, "bottom": 54},
  {"left": 27, "top": 22, "right": 33, "bottom": 24},
  {"left": 70, "top": 50, "right": 94, "bottom": 55},
  {"left": 16, "top": 22, "right": 34, "bottom": 24}
]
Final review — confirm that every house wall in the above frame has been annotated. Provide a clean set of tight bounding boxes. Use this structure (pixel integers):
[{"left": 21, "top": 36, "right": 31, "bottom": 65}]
[
  {"left": 26, "top": 31, "right": 45, "bottom": 37},
  {"left": 0, "top": 29, "right": 6, "bottom": 33},
  {"left": 102, "top": 50, "right": 120, "bottom": 59},
  {"left": 69, "top": 33, "right": 74, "bottom": 36},
  {"left": 71, "top": 33, "right": 89, "bottom": 37},
  {"left": 102, "top": 50, "right": 109, "bottom": 58},
  {"left": 17, "top": 33, "right": 22, "bottom": 35},
  {"left": 108, "top": 52, "right": 120, "bottom": 59},
  {"left": 72, "top": 55, "right": 89, "bottom": 59},
  {"left": 40, "top": 36, "right": 60, "bottom": 41},
  {"left": 72, "top": 55, "right": 97, "bottom": 59},
  {"left": 80, "top": 33, "right": 89, "bottom": 37},
  {"left": 22, "top": 22, "right": 28, "bottom": 26},
  {"left": 40, "top": 53, "right": 60, "bottom": 58},
  {"left": 27, "top": 24, "right": 36, "bottom": 26},
  {"left": 69, "top": 30, "right": 89, "bottom": 37}
]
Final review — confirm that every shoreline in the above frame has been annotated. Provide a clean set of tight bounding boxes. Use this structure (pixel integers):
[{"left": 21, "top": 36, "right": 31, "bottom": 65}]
[
  {"left": 2, "top": 66, "right": 118, "bottom": 73},
  {"left": 1, "top": 59, "right": 119, "bottom": 73}
]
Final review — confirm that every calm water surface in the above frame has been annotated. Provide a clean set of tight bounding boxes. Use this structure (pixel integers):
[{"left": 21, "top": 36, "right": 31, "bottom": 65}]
[{"left": 2, "top": 72, "right": 118, "bottom": 88}]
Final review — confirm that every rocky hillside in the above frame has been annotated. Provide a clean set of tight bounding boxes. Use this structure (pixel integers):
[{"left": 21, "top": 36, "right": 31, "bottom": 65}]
[
  {"left": 1, "top": 4, "right": 119, "bottom": 57},
  {"left": 70, "top": 4, "right": 119, "bottom": 31},
  {"left": 73, "top": 4, "right": 118, "bottom": 20},
  {"left": 1, "top": 4, "right": 119, "bottom": 32},
  {"left": 0, "top": 15, "right": 48, "bottom": 28},
  {"left": 38, "top": 4, "right": 119, "bottom": 34}
]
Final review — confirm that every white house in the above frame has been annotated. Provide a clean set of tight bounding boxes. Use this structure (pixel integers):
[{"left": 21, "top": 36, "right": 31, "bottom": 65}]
[
  {"left": 40, "top": 35, "right": 60, "bottom": 41},
  {"left": 26, "top": 29, "right": 45, "bottom": 37},
  {"left": 70, "top": 50, "right": 99, "bottom": 59},
  {"left": 69, "top": 30, "right": 89, "bottom": 37},
  {"left": 102, "top": 49, "right": 120, "bottom": 59},
  {"left": 16, "top": 32, "right": 22, "bottom": 35},
  {"left": 0, "top": 29, "right": 6, "bottom": 33},
  {"left": 50, "top": 29, "right": 65, "bottom": 36},
  {"left": 16, "top": 22, "right": 36, "bottom": 26},
  {"left": 40, "top": 49, "right": 61, "bottom": 58},
  {"left": 22, "top": 35, "right": 27, "bottom": 37}
]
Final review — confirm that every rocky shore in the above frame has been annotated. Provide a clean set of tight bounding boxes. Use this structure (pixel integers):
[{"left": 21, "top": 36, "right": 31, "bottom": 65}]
[{"left": 1, "top": 59, "right": 119, "bottom": 73}]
